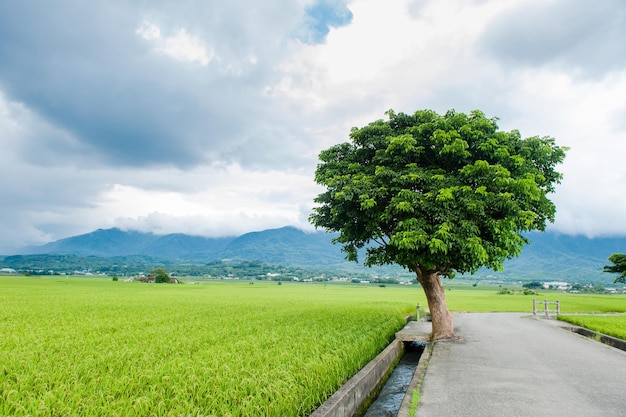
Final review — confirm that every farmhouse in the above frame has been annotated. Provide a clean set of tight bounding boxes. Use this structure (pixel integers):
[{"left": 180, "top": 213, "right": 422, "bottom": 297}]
[{"left": 0, "top": 268, "right": 16, "bottom": 274}]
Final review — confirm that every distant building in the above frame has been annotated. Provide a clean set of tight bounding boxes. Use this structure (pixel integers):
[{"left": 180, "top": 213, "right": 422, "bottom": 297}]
[
  {"left": 0, "top": 268, "right": 16, "bottom": 274},
  {"left": 542, "top": 281, "right": 571, "bottom": 291}
]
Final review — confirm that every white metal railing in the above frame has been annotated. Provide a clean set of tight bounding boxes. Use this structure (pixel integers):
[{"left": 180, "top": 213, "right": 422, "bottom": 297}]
[{"left": 533, "top": 299, "right": 560, "bottom": 318}]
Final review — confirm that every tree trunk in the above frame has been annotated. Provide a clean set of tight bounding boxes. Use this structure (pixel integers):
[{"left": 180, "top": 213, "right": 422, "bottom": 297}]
[{"left": 416, "top": 268, "right": 455, "bottom": 340}]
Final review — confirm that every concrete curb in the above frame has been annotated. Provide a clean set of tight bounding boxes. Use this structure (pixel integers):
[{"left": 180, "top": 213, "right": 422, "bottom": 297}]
[
  {"left": 564, "top": 325, "right": 626, "bottom": 352},
  {"left": 310, "top": 339, "right": 404, "bottom": 417}
]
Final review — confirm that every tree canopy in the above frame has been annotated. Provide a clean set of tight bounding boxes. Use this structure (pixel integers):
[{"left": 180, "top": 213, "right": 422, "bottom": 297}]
[
  {"left": 603, "top": 253, "right": 626, "bottom": 283},
  {"left": 149, "top": 268, "right": 172, "bottom": 283},
  {"left": 310, "top": 109, "right": 566, "bottom": 339}
]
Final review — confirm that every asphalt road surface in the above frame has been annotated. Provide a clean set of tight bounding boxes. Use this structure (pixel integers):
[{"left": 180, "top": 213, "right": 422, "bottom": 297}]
[{"left": 417, "top": 313, "right": 626, "bottom": 417}]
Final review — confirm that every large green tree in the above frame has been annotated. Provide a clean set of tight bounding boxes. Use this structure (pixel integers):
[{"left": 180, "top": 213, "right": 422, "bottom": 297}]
[
  {"left": 603, "top": 254, "right": 626, "bottom": 283},
  {"left": 310, "top": 109, "right": 566, "bottom": 339}
]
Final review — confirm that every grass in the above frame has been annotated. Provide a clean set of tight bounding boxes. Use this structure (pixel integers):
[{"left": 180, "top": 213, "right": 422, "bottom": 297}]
[
  {"left": 557, "top": 315, "right": 626, "bottom": 340},
  {"left": 408, "top": 389, "right": 420, "bottom": 417}
]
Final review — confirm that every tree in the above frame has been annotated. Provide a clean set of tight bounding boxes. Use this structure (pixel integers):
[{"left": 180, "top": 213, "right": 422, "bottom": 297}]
[
  {"left": 522, "top": 281, "right": 543, "bottom": 290},
  {"left": 603, "top": 253, "right": 626, "bottom": 283},
  {"left": 149, "top": 268, "right": 172, "bottom": 283},
  {"left": 310, "top": 109, "right": 566, "bottom": 340}
]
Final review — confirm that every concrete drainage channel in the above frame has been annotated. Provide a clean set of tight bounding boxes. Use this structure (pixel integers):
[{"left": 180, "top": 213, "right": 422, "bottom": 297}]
[
  {"left": 363, "top": 340, "right": 427, "bottom": 417},
  {"left": 310, "top": 321, "right": 432, "bottom": 417}
]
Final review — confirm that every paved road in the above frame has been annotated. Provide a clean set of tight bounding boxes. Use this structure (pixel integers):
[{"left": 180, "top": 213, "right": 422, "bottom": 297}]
[{"left": 417, "top": 313, "right": 626, "bottom": 417}]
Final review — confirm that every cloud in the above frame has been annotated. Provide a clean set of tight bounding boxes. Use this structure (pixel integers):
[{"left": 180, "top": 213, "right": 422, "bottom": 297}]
[
  {"left": 1, "top": 0, "right": 626, "bottom": 254},
  {"left": 0, "top": 0, "right": 315, "bottom": 170},
  {"left": 0, "top": 86, "right": 320, "bottom": 253},
  {"left": 136, "top": 22, "right": 214, "bottom": 66},
  {"left": 0, "top": 0, "right": 336, "bottom": 253},
  {"left": 66, "top": 164, "right": 320, "bottom": 238},
  {"left": 278, "top": 0, "right": 626, "bottom": 239},
  {"left": 477, "top": 0, "right": 626, "bottom": 77}
]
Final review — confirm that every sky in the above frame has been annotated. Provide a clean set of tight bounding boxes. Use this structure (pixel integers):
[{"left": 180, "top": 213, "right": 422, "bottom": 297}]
[{"left": 1, "top": 0, "right": 625, "bottom": 253}]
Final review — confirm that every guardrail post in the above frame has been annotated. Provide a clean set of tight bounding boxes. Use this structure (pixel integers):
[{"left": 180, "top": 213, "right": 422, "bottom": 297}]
[
  {"left": 544, "top": 300, "right": 549, "bottom": 318},
  {"left": 556, "top": 300, "right": 560, "bottom": 315},
  {"left": 533, "top": 299, "right": 537, "bottom": 317}
]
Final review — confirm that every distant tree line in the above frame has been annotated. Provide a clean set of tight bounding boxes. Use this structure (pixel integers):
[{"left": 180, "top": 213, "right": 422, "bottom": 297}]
[{"left": 0, "top": 254, "right": 404, "bottom": 282}]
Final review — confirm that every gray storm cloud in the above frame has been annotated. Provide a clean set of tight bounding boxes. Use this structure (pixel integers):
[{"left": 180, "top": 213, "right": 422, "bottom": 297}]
[
  {"left": 477, "top": 0, "right": 626, "bottom": 77},
  {"left": 0, "top": 1, "right": 319, "bottom": 169}
]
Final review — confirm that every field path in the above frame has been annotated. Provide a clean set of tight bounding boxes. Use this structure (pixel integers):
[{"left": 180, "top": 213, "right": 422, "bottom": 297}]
[{"left": 417, "top": 313, "right": 626, "bottom": 417}]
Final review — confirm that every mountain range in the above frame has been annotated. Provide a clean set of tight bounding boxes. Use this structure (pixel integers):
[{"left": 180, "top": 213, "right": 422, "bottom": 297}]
[
  {"left": 8, "top": 226, "right": 626, "bottom": 283},
  {"left": 17, "top": 227, "right": 348, "bottom": 268}
]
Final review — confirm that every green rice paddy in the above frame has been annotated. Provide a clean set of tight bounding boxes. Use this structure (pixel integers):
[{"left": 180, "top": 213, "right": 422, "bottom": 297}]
[
  {"left": 557, "top": 315, "right": 626, "bottom": 340},
  {"left": 1, "top": 276, "right": 624, "bottom": 416},
  {"left": 0, "top": 277, "right": 414, "bottom": 417}
]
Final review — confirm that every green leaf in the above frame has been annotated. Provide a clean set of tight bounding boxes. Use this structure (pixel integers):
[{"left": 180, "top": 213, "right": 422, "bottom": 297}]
[
  {"left": 436, "top": 187, "right": 456, "bottom": 201},
  {"left": 428, "top": 238, "right": 448, "bottom": 254},
  {"left": 395, "top": 201, "right": 414, "bottom": 213}
]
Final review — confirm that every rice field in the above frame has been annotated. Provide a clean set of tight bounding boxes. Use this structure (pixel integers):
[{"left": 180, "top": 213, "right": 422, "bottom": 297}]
[
  {"left": 1, "top": 276, "right": 624, "bottom": 416},
  {"left": 441, "top": 286, "right": 626, "bottom": 314},
  {"left": 0, "top": 277, "right": 415, "bottom": 417},
  {"left": 557, "top": 315, "right": 626, "bottom": 340}
]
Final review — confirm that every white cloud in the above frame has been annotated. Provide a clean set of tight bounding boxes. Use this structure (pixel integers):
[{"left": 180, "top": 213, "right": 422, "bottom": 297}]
[
  {"left": 507, "top": 70, "right": 626, "bottom": 237},
  {"left": 136, "top": 21, "right": 213, "bottom": 66},
  {"left": 274, "top": 0, "right": 530, "bottom": 140},
  {"left": 86, "top": 164, "right": 322, "bottom": 237}
]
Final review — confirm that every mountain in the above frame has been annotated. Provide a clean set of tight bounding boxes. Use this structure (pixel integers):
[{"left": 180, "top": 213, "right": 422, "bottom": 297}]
[
  {"left": 11, "top": 227, "right": 626, "bottom": 283},
  {"left": 494, "top": 233, "right": 626, "bottom": 283},
  {"left": 220, "top": 227, "right": 346, "bottom": 266},
  {"left": 18, "top": 227, "right": 346, "bottom": 267},
  {"left": 19, "top": 228, "right": 235, "bottom": 259}
]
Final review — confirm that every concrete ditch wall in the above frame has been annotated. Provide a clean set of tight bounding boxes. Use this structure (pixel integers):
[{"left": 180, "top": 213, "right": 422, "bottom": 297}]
[
  {"left": 311, "top": 320, "right": 432, "bottom": 417},
  {"left": 310, "top": 339, "right": 403, "bottom": 417},
  {"left": 566, "top": 325, "right": 626, "bottom": 352}
]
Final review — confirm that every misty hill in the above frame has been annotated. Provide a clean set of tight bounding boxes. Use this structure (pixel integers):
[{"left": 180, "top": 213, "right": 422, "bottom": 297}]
[
  {"left": 18, "top": 227, "right": 348, "bottom": 268},
  {"left": 20, "top": 228, "right": 236, "bottom": 259},
  {"left": 12, "top": 227, "right": 626, "bottom": 283},
  {"left": 492, "top": 233, "right": 626, "bottom": 284}
]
